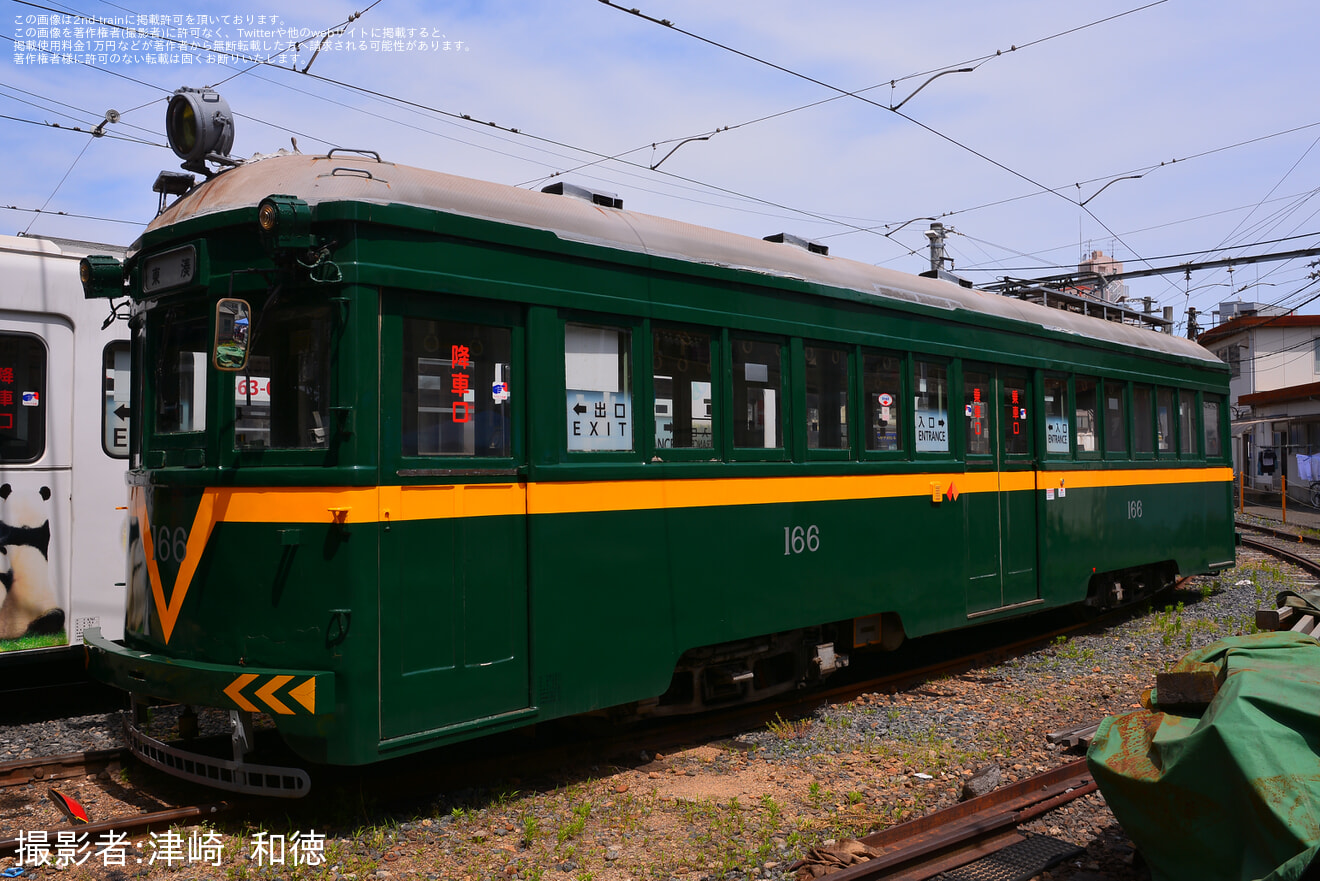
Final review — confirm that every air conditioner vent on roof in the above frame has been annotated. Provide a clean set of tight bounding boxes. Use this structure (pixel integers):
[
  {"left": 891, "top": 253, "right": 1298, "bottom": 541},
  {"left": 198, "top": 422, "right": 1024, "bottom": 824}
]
[
  {"left": 541, "top": 181, "right": 623, "bottom": 209},
  {"left": 763, "top": 232, "right": 828, "bottom": 256}
]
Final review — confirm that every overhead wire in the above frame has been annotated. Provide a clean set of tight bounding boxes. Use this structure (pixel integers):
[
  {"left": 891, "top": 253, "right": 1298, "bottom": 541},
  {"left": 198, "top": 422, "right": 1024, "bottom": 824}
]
[
  {"left": 0, "top": 0, "right": 1279, "bottom": 271},
  {"left": 22, "top": 134, "right": 93, "bottom": 233},
  {"left": 9, "top": 0, "right": 1319, "bottom": 301},
  {"left": 0, "top": 203, "right": 143, "bottom": 226}
]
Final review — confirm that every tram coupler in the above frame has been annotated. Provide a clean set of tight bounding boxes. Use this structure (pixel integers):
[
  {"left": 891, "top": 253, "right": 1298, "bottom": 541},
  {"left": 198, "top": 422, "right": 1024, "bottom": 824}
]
[
  {"left": 178, "top": 705, "right": 199, "bottom": 740},
  {"left": 230, "top": 710, "right": 255, "bottom": 762}
]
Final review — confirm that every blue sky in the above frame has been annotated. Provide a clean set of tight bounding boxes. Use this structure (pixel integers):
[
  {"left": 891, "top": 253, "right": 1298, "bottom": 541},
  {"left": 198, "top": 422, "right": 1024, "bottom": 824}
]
[{"left": 5, "top": 0, "right": 1319, "bottom": 332}]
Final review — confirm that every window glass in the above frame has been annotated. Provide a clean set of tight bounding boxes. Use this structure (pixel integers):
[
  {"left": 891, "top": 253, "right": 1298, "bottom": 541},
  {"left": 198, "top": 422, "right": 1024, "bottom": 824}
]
[
  {"left": 733, "top": 338, "right": 783, "bottom": 449},
  {"left": 863, "top": 351, "right": 902, "bottom": 452},
  {"left": 1133, "top": 386, "right": 1154, "bottom": 454},
  {"left": 154, "top": 307, "right": 207, "bottom": 434},
  {"left": 235, "top": 305, "right": 332, "bottom": 450},
  {"left": 964, "top": 368, "right": 991, "bottom": 456},
  {"left": 130, "top": 323, "right": 143, "bottom": 469},
  {"left": 1105, "top": 382, "right": 1127, "bottom": 455},
  {"left": 1156, "top": 388, "right": 1174, "bottom": 453},
  {"left": 1003, "top": 373, "right": 1029, "bottom": 455},
  {"left": 0, "top": 333, "right": 46, "bottom": 463},
  {"left": 402, "top": 319, "right": 512, "bottom": 457},
  {"left": 913, "top": 360, "right": 949, "bottom": 453},
  {"left": 804, "top": 344, "right": 849, "bottom": 451},
  {"left": 653, "top": 327, "right": 712, "bottom": 450},
  {"left": 566, "top": 323, "right": 632, "bottom": 452},
  {"left": 1179, "top": 392, "right": 1196, "bottom": 454},
  {"left": 1075, "top": 377, "right": 1098, "bottom": 454},
  {"left": 1204, "top": 396, "right": 1222, "bottom": 458},
  {"left": 102, "top": 342, "right": 130, "bottom": 458},
  {"left": 1221, "top": 346, "right": 1241, "bottom": 379},
  {"left": 1043, "top": 375, "right": 1069, "bottom": 454}
]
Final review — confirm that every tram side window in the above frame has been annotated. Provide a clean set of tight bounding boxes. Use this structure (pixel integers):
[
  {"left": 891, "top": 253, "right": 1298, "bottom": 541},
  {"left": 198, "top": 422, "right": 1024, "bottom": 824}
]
[
  {"left": 1156, "top": 388, "right": 1174, "bottom": 453},
  {"left": 653, "top": 327, "right": 713, "bottom": 451},
  {"left": 1043, "top": 375, "right": 1069, "bottom": 455},
  {"left": 913, "top": 359, "right": 948, "bottom": 454},
  {"left": 804, "top": 344, "right": 849, "bottom": 451},
  {"left": 0, "top": 333, "right": 45, "bottom": 463},
  {"left": 1104, "top": 381, "right": 1127, "bottom": 456},
  {"left": 102, "top": 342, "right": 130, "bottom": 458},
  {"left": 1075, "top": 377, "right": 1099, "bottom": 455},
  {"left": 1179, "top": 391, "right": 1197, "bottom": 455},
  {"left": 235, "top": 305, "right": 332, "bottom": 450},
  {"left": 402, "top": 319, "right": 512, "bottom": 457},
  {"left": 733, "top": 337, "right": 783, "bottom": 450},
  {"left": 1133, "top": 386, "right": 1155, "bottom": 454},
  {"left": 566, "top": 323, "right": 632, "bottom": 452},
  {"left": 154, "top": 310, "right": 207, "bottom": 434},
  {"left": 964, "top": 368, "right": 991, "bottom": 457},
  {"left": 1204, "top": 394, "right": 1223, "bottom": 458},
  {"left": 863, "top": 351, "right": 902, "bottom": 452}
]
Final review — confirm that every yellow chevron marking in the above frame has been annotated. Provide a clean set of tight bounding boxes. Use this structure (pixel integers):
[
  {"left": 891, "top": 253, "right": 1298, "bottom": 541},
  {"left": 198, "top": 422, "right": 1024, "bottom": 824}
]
[
  {"left": 255, "top": 674, "right": 294, "bottom": 715},
  {"left": 287, "top": 678, "right": 316, "bottom": 714},
  {"left": 223, "top": 673, "right": 260, "bottom": 713}
]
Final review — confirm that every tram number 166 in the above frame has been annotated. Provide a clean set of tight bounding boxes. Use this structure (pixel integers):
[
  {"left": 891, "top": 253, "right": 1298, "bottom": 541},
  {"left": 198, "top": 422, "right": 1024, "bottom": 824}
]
[
  {"left": 1127, "top": 500, "right": 1143, "bottom": 520},
  {"left": 784, "top": 524, "right": 821, "bottom": 555},
  {"left": 153, "top": 525, "right": 190, "bottom": 562}
]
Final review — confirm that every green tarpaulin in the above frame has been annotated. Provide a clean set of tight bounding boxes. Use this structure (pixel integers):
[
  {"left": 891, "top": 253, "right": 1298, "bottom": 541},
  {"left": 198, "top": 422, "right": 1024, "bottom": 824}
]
[{"left": 1089, "top": 630, "right": 1320, "bottom": 881}]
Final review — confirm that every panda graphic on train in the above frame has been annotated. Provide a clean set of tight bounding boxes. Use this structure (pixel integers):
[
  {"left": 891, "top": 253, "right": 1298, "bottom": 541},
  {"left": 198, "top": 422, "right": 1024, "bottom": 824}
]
[
  {"left": 0, "top": 482, "right": 64, "bottom": 643},
  {"left": 0, "top": 233, "right": 131, "bottom": 677}
]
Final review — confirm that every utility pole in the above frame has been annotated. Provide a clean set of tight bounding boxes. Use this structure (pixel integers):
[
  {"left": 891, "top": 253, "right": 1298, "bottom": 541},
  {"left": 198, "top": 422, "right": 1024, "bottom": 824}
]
[
  {"left": 1186, "top": 307, "right": 1200, "bottom": 339},
  {"left": 926, "top": 223, "right": 947, "bottom": 276}
]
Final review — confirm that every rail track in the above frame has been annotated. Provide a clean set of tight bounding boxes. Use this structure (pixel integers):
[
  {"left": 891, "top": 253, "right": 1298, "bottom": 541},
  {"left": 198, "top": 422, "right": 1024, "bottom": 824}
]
[
  {"left": 0, "top": 747, "right": 234, "bottom": 861},
  {"left": 793, "top": 759, "right": 1096, "bottom": 880},
  {"left": 1236, "top": 519, "right": 1320, "bottom": 580},
  {"left": 0, "top": 748, "right": 126, "bottom": 789}
]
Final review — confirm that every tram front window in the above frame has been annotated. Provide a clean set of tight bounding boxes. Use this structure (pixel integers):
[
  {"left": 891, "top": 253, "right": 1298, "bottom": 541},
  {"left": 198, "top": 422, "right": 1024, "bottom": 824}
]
[
  {"left": 153, "top": 308, "right": 208, "bottom": 434},
  {"left": 234, "top": 305, "right": 332, "bottom": 450}
]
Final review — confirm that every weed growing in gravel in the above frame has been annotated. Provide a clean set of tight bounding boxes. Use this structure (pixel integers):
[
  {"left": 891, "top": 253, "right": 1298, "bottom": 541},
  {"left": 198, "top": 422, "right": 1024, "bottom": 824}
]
[
  {"left": 1054, "top": 638, "right": 1097, "bottom": 664},
  {"left": 1229, "top": 613, "right": 1262, "bottom": 635},
  {"left": 556, "top": 800, "right": 592, "bottom": 848},
  {"left": 1152, "top": 601, "right": 1185, "bottom": 645},
  {"left": 768, "top": 712, "right": 814, "bottom": 739},
  {"left": 698, "top": 795, "right": 787, "bottom": 876},
  {"left": 761, "top": 794, "right": 782, "bottom": 825},
  {"left": 521, "top": 810, "right": 540, "bottom": 847}
]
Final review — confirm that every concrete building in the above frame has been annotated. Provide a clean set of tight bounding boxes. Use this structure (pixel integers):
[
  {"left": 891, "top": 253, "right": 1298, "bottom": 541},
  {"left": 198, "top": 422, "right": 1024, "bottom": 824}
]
[
  {"left": 1197, "top": 303, "right": 1320, "bottom": 496},
  {"left": 1078, "top": 250, "right": 1127, "bottom": 303}
]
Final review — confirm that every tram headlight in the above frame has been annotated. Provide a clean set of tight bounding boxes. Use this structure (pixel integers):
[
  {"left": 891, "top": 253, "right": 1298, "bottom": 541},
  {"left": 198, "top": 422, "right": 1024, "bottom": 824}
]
[
  {"left": 80, "top": 254, "right": 123, "bottom": 299},
  {"left": 165, "top": 87, "right": 235, "bottom": 166},
  {"left": 257, "top": 195, "right": 313, "bottom": 253}
]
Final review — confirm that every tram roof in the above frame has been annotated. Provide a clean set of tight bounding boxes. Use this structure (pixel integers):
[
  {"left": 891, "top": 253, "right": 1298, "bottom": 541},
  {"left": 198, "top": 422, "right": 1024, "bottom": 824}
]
[{"left": 146, "top": 151, "right": 1219, "bottom": 366}]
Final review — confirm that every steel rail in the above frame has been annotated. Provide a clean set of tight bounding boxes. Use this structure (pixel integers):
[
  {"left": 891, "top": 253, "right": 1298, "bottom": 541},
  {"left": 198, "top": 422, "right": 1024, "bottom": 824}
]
[
  {"left": 0, "top": 748, "right": 128, "bottom": 788},
  {"left": 1236, "top": 533, "right": 1320, "bottom": 580},
  {"left": 810, "top": 758, "right": 1096, "bottom": 881}
]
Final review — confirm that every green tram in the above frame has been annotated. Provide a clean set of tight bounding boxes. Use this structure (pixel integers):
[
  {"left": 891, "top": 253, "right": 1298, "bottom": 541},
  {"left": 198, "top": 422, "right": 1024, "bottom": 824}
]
[{"left": 83, "top": 147, "right": 1234, "bottom": 795}]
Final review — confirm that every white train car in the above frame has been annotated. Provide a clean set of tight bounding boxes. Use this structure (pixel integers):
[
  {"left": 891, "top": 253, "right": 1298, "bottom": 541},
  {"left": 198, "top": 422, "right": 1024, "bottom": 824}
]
[{"left": 0, "top": 233, "right": 129, "bottom": 698}]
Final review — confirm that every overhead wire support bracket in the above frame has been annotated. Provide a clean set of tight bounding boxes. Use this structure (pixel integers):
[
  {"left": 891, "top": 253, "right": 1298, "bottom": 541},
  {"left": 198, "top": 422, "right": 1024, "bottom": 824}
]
[
  {"left": 649, "top": 129, "right": 726, "bottom": 170},
  {"left": 889, "top": 69, "right": 974, "bottom": 111},
  {"left": 1079, "top": 174, "right": 1144, "bottom": 207}
]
